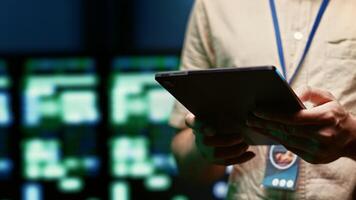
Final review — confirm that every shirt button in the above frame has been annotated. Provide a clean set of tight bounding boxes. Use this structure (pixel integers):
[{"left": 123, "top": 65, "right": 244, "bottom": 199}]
[{"left": 294, "top": 32, "right": 303, "bottom": 40}]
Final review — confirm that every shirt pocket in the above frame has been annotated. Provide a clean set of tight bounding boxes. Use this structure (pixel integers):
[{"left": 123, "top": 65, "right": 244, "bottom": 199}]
[
  {"left": 322, "top": 37, "right": 356, "bottom": 100},
  {"left": 325, "top": 38, "right": 356, "bottom": 60}
]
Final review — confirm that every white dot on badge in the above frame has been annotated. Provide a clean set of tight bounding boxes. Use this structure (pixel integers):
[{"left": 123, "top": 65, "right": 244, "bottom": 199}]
[
  {"left": 272, "top": 178, "right": 279, "bottom": 186},
  {"left": 287, "top": 180, "right": 294, "bottom": 188},
  {"left": 294, "top": 32, "right": 303, "bottom": 40},
  {"left": 279, "top": 179, "right": 287, "bottom": 187}
]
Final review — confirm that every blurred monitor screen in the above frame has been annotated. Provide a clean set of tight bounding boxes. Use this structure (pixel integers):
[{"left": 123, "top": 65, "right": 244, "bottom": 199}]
[
  {"left": 0, "top": 61, "right": 13, "bottom": 180},
  {"left": 110, "top": 56, "right": 184, "bottom": 199},
  {"left": 21, "top": 58, "right": 101, "bottom": 199},
  {"left": 0, "top": 56, "right": 228, "bottom": 200}
]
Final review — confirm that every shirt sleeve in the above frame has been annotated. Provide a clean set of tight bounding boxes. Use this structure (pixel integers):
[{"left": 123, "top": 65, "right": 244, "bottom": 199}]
[{"left": 169, "top": 0, "right": 215, "bottom": 129}]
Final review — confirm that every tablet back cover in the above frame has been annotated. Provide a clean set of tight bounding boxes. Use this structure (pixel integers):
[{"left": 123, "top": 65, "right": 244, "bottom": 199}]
[{"left": 156, "top": 66, "right": 304, "bottom": 145}]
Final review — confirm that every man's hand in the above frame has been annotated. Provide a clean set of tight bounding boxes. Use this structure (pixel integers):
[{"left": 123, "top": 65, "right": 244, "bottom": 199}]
[
  {"left": 246, "top": 88, "right": 356, "bottom": 164},
  {"left": 185, "top": 113, "right": 255, "bottom": 165}
]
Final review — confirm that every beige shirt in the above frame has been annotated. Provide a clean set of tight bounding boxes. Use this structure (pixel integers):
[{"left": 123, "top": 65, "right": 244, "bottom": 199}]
[{"left": 169, "top": 0, "right": 356, "bottom": 199}]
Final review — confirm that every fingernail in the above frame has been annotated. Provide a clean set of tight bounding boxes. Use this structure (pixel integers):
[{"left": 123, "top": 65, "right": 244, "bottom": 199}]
[{"left": 185, "top": 113, "right": 195, "bottom": 128}]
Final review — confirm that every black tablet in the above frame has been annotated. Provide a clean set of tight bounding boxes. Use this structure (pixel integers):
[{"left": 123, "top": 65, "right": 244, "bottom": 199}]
[{"left": 155, "top": 66, "right": 305, "bottom": 145}]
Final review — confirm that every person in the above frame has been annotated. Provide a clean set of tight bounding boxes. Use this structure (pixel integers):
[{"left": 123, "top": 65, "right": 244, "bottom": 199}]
[{"left": 169, "top": 0, "right": 356, "bottom": 199}]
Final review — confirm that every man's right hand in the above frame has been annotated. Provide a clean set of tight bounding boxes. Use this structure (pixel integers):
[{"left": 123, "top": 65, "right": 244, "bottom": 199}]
[{"left": 185, "top": 113, "right": 256, "bottom": 165}]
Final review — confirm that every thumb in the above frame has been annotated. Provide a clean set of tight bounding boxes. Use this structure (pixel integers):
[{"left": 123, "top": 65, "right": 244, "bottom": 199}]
[
  {"left": 297, "top": 87, "right": 335, "bottom": 106},
  {"left": 185, "top": 113, "right": 196, "bottom": 129}
]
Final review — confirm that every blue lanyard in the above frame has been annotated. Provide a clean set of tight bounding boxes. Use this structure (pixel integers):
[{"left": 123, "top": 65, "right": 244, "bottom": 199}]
[{"left": 269, "top": 0, "right": 330, "bottom": 84}]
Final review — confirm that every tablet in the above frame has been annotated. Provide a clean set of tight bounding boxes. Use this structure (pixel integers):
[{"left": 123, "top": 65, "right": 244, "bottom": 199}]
[{"left": 155, "top": 66, "right": 305, "bottom": 145}]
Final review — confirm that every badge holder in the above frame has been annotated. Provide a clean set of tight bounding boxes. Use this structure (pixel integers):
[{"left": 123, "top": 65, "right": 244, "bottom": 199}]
[{"left": 262, "top": 145, "right": 299, "bottom": 191}]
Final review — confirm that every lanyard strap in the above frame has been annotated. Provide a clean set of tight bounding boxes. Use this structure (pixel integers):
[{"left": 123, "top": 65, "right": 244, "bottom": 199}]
[{"left": 269, "top": 0, "right": 330, "bottom": 84}]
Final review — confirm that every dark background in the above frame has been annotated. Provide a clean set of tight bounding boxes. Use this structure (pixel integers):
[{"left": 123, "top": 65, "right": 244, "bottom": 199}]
[
  {"left": 0, "top": 0, "right": 230, "bottom": 199},
  {"left": 0, "top": 0, "right": 192, "bottom": 54}
]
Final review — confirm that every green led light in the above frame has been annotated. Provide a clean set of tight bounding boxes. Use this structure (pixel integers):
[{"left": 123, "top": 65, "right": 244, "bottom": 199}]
[
  {"left": 111, "top": 182, "right": 129, "bottom": 200},
  {"left": 0, "top": 77, "right": 9, "bottom": 88},
  {"left": 28, "top": 75, "right": 97, "bottom": 87},
  {"left": 112, "top": 137, "right": 148, "bottom": 162},
  {"left": 113, "top": 163, "right": 129, "bottom": 177},
  {"left": 112, "top": 141, "right": 130, "bottom": 161},
  {"left": 114, "top": 56, "right": 179, "bottom": 70},
  {"left": 24, "top": 139, "right": 42, "bottom": 151},
  {"left": 25, "top": 164, "right": 41, "bottom": 179},
  {"left": 172, "top": 195, "right": 189, "bottom": 200},
  {"left": 60, "top": 91, "right": 98, "bottom": 123},
  {"left": 24, "top": 140, "right": 60, "bottom": 164},
  {"left": 43, "top": 163, "right": 65, "bottom": 179},
  {"left": 26, "top": 58, "right": 94, "bottom": 70},
  {"left": 168, "top": 154, "right": 177, "bottom": 169},
  {"left": 64, "top": 157, "right": 81, "bottom": 169},
  {"left": 24, "top": 139, "right": 63, "bottom": 180},
  {"left": 0, "top": 93, "right": 10, "bottom": 124},
  {"left": 113, "top": 161, "right": 154, "bottom": 178},
  {"left": 39, "top": 99, "right": 59, "bottom": 116},
  {"left": 111, "top": 72, "right": 176, "bottom": 125},
  {"left": 111, "top": 73, "right": 156, "bottom": 124},
  {"left": 147, "top": 89, "right": 174, "bottom": 122},
  {"left": 144, "top": 174, "right": 171, "bottom": 191},
  {"left": 131, "top": 161, "right": 154, "bottom": 178},
  {"left": 112, "top": 137, "right": 130, "bottom": 149},
  {"left": 111, "top": 137, "right": 154, "bottom": 178},
  {"left": 59, "top": 177, "right": 83, "bottom": 192},
  {"left": 25, "top": 83, "right": 54, "bottom": 97}
]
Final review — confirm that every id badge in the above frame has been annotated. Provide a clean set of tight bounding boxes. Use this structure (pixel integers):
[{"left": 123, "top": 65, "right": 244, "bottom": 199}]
[{"left": 262, "top": 145, "right": 299, "bottom": 191}]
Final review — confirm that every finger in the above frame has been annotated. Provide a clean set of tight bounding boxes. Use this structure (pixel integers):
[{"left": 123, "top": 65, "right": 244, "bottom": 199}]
[
  {"left": 252, "top": 128, "right": 320, "bottom": 154},
  {"left": 280, "top": 101, "right": 338, "bottom": 125},
  {"left": 185, "top": 113, "right": 196, "bottom": 129},
  {"left": 213, "top": 143, "right": 249, "bottom": 159},
  {"left": 215, "top": 151, "right": 256, "bottom": 166},
  {"left": 247, "top": 115, "right": 286, "bottom": 132},
  {"left": 186, "top": 113, "right": 217, "bottom": 137},
  {"left": 247, "top": 115, "right": 319, "bottom": 139},
  {"left": 253, "top": 101, "right": 338, "bottom": 125},
  {"left": 203, "top": 134, "right": 244, "bottom": 147},
  {"left": 294, "top": 86, "right": 309, "bottom": 97},
  {"left": 297, "top": 87, "right": 335, "bottom": 105},
  {"left": 253, "top": 89, "right": 337, "bottom": 125}
]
